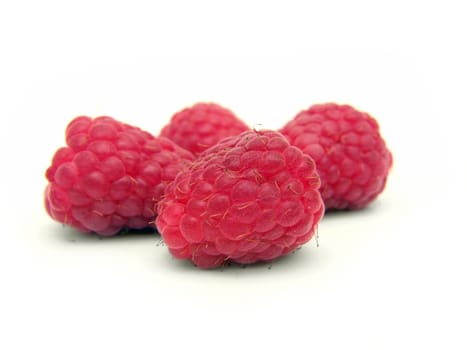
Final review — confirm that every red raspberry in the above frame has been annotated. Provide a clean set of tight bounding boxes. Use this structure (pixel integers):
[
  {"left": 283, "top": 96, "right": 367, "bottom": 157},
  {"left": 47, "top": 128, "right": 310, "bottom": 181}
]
[
  {"left": 155, "top": 130, "right": 324, "bottom": 269},
  {"left": 45, "top": 116, "right": 194, "bottom": 236},
  {"left": 280, "top": 103, "right": 393, "bottom": 210},
  {"left": 159, "top": 102, "right": 249, "bottom": 156}
]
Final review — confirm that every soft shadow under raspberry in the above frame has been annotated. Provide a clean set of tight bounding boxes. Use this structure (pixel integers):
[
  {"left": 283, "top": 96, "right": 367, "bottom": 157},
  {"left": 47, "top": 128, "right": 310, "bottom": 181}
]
[
  {"left": 158, "top": 245, "right": 320, "bottom": 275},
  {"left": 50, "top": 223, "right": 159, "bottom": 243},
  {"left": 322, "top": 200, "right": 382, "bottom": 220}
]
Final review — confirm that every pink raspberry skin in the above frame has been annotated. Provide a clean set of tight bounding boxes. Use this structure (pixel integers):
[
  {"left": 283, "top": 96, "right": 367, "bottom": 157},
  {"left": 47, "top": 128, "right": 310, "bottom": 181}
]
[
  {"left": 155, "top": 130, "right": 324, "bottom": 269},
  {"left": 45, "top": 116, "right": 194, "bottom": 236},
  {"left": 280, "top": 103, "right": 393, "bottom": 210},
  {"left": 159, "top": 102, "right": 249, "bottom": 156}
]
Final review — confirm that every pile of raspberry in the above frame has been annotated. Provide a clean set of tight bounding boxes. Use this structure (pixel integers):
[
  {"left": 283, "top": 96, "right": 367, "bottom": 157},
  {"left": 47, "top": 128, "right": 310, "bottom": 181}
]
[{"left": 45, "top": 102, "right": 392, "bottom": 268}]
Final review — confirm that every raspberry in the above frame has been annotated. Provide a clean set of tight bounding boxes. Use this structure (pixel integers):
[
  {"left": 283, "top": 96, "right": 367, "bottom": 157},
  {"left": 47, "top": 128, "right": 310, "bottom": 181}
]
[
  {"left": 280, "top": 103, "right": 392, "bottom": 210},
  {"left": 45, "top": 116, "right": 194, "bottom": 236},
  {"left": 159, "top": 102, "right": 249, "bottom": 156},
  {"left": 155, "top": 130, "right": 324, "bottom": 269}
]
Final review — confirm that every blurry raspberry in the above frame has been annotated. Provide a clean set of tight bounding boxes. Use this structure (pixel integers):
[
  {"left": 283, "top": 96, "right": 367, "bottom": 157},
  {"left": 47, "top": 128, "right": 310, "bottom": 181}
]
[
  {"left": 159, "top": 102, "right": 249, "bottom": 155},
  {"left": 45, "top": 116, "right": 194, "bottom": 236},
  {"left": 280, "top": 103, "right": 392, "bottom": 210},
  {"left": 156, "top": 130, "right": 324, "bottom": 269}
]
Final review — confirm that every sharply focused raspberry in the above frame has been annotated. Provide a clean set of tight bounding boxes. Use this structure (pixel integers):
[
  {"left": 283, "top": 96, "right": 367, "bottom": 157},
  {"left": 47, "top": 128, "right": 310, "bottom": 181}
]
[
  {"left": 155, "top": 130, "right": 324, "bottom": 268},
  {"left": 280, "top": 103, "right": 392, "bottom": 210},
  {"left": 45, "top": 116, "right": 194, "bottom": 236},
  {"left": 159, "top": 102, "right": 249, "bottom": 156}
]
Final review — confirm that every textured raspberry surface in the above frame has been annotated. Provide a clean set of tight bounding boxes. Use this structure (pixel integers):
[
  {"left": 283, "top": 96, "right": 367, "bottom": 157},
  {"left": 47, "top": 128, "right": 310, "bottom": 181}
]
[
  {"left": 156, "top": 130, "right": 324, "bottom": 268},
  {"left": 280, "top": 103, "right": 392, "bottom": 210},
  {"left": 159, "top": 102, "right": 249, "bottom": 156},
  {"left": 45, "top": 116, "right": 194, "bottom": 236}
]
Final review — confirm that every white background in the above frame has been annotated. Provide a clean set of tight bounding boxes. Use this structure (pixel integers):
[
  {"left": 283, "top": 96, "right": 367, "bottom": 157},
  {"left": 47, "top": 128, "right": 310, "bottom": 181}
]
[{"left": 1, "top": 1, "right": 466, "bottom": 349}]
